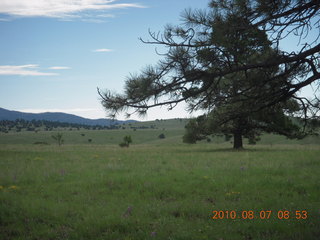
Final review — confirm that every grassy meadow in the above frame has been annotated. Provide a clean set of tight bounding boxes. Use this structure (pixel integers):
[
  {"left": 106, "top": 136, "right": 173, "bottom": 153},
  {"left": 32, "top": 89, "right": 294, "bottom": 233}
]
[{"left": 1, "top": 119, "right": 320, "bottom": 240}]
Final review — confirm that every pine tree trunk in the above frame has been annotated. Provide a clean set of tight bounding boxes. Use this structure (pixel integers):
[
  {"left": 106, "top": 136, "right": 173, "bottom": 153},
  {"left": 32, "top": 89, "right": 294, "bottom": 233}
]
[{"left": 233, "top": 130, "right": 243, "bottom": 149}]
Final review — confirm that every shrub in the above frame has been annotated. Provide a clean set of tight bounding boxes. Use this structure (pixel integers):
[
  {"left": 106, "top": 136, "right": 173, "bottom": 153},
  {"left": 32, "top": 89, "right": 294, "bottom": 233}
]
[
  {"left": 158, "top": 133, "right": 165, "bottom": 139},
  {"left": 119, "top": 135, "right": 132, "bottom": 147}
]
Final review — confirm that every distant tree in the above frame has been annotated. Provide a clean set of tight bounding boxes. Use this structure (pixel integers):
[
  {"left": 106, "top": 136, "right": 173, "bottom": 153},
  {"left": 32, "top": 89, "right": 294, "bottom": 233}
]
[
  {"left": 51, "top": 133, "right": 64, "bottom": 146},
  {"left": 119, "top": 135, "right": 132, "bottom": 147}
]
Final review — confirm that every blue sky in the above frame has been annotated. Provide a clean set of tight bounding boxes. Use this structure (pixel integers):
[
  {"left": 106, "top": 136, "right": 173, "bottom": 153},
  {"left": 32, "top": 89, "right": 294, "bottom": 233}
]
[
  {"left": 0, "top": 0, "right": 317, "bottom": 120},
  {"left": 0, "top": 0, "right": 209, "bottom": 120}
]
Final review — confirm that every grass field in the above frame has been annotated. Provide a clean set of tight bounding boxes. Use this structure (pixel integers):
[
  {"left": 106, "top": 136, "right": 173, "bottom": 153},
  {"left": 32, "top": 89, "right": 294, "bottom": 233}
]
[{"left": 1, "top": 119, "right": 320, "bottom": 240}]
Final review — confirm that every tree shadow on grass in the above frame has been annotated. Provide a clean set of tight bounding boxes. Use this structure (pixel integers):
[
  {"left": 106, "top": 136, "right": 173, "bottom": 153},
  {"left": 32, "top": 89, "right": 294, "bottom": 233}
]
[{"left": 172, "top": 144, "right": 317, "bottom": 154}]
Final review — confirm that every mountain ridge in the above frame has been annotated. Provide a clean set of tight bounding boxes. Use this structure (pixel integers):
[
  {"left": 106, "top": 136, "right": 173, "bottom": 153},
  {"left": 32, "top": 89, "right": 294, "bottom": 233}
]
[{"left": 0, "top": 107, "right": 135, "bottom": 126}]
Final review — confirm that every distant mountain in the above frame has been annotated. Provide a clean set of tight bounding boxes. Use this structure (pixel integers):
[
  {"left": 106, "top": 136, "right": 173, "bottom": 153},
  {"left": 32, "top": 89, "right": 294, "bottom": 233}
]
[{"left": 0, "top": 107, "right": 135, "bottom": 126}]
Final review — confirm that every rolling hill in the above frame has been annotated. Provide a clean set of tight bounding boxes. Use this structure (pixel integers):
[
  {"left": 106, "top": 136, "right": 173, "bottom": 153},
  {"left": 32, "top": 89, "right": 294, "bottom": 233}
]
[{"left": 0, "top": 107, "right": 134, "bottom": 126}]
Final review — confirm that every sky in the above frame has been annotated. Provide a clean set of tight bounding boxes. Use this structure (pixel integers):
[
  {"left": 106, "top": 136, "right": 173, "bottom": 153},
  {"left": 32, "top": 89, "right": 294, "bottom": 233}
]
[
  {"left": 0, "top": 0, "right": 210, "bottom": 120},
  {"left": 0, "top": 0, "right": 317, "bottom": 121}
]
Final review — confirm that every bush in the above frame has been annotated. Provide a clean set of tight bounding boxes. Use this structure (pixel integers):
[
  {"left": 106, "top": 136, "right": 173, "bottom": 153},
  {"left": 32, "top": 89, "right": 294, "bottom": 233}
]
[
  {"left": 119, "top": 135, "right": 132, "bottom": 147},
  {"left": 158, "top": 133, "right": 165, "bottom": 139}
]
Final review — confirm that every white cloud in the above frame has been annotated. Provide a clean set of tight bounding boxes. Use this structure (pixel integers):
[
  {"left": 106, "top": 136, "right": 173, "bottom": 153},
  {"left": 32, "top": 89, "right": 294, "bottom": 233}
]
[
  {"left": 96, "top": 13, "right": 115, "bottom": 18},
  {"left": 79, "top": 13, "right": 115, "bottom": 23},
  {"left": 93, "top": 48, "right": 114, "bottom": 52},
  {"left": 0, "top": 64, "right": 58, "bottom": 76},
  {"left": 0, "top": 0, "right": 146, "bottom": 20},
  {"left": 49, "top": 66, "right": 71, "bottom": 70}
]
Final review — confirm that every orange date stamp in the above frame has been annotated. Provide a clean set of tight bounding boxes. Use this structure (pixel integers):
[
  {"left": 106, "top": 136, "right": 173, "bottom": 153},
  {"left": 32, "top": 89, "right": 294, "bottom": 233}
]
[{"left": 212, "top": 210, "right": 308, "bottom": 220}]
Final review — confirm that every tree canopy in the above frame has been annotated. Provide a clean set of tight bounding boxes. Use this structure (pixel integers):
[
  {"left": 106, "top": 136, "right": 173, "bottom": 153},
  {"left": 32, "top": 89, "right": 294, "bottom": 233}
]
[{"left": 99, "top": 0, "right": 320, "bottom": 148}]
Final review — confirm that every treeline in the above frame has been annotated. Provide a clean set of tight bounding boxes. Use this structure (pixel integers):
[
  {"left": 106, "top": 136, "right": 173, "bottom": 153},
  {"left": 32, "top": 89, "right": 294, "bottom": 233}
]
[{"left": 0, "top": 119, "right": 119, "bottom": 133}]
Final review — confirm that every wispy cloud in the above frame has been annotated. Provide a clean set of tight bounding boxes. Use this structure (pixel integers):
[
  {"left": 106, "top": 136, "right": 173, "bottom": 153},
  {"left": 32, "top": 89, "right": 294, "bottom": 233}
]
[
  {"left": 79, "top": 13, "right": 115, "bottom": 23},
  {"left": 0, "top": 0, "right": 146, "bottom": 20},
  {"left": 0, "top": 64, "right": 58, "bottom": 76},
  {"left": 49, "top": 66, "right": 71, "bottom": 70},
  {"left": 93, "top": 48, "right": 114, "bottom": 53},
  {"left": 0, "top": 18, "right": 10, "bottom": 22}
]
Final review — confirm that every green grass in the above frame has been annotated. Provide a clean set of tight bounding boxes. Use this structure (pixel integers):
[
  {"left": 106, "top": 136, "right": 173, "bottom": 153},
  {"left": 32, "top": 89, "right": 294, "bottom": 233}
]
[
  {"left": 1, "top": 142, "right": 319, "bottom": 240},
  {"left": 1, "top": 117, "right": 319, "bottom": 146},
  {"left": 1, "top": 120, "right": 320, "bottom": 239},
  {"left": 0, "top": 119, "right": 186, "bottom": 145}
]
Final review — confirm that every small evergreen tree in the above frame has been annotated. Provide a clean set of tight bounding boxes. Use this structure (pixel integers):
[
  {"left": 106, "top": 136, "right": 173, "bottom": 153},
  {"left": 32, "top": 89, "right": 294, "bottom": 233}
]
[{"left": 51, "top": 133, "right": 64, "bottom": 146}]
